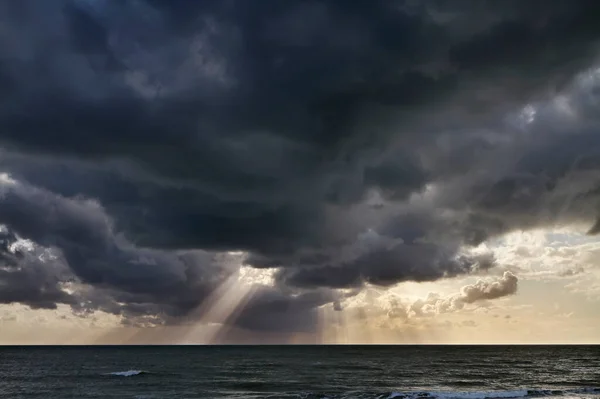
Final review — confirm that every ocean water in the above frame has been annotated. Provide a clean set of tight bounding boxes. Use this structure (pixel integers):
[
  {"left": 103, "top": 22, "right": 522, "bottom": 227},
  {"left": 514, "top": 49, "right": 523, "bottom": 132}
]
[{"left": 0, "top": 346, "right": 598, "bottom": 399}]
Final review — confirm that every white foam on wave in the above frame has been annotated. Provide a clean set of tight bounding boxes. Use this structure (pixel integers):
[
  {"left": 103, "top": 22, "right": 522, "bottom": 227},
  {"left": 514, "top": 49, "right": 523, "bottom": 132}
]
[
  {"left": 107, "top": 370, "right": 145, "bottom": 377},
  {"left": 388, "top": 391, "right": 529, "bottom": 399},
  {"left": 386, "top": 388, "right": 600, "bottom": 399}
]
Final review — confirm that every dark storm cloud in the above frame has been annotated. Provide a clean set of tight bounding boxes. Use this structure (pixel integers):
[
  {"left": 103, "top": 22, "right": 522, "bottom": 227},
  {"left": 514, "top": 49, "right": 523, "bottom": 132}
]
[
  {"left": 0, "top": 223, "right": 75, "bottom": 309},
  {"left": 0, "top": 251, "right": 75, "bottom": 310},
  {"left": 0, "top": 0, "right": 600, "bottom": 329},
  {"left": 276, "top": 242, "right": 495, "bottom": 289},
  {"left": 0, "top": 178, "right": 236, "bottom": 319},
  {"left": 0, "top": 178, "right": 338, "bottom": 328}
]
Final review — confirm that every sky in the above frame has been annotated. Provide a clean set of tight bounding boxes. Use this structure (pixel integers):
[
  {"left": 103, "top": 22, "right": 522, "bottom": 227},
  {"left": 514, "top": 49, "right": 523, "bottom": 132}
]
[{"left": 1, "top": 0, "right": 600, "bottom": 344}]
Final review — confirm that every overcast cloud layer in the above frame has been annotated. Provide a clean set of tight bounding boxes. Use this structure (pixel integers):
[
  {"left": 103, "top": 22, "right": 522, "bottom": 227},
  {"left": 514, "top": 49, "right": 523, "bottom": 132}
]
[{"left": 1, "top": 0, "right": 600, "bottom": 332}]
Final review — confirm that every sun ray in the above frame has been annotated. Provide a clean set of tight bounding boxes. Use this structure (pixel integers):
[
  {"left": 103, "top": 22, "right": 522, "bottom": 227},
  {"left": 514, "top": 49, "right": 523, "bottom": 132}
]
[
  {"left": 180, "top": 271, "right": 255, "bottom": 344},
  {"left": 315, "top": 306, "right": 329, "bottom": 344},
  {"left": 328, "top": 305, "right": 348, "bottom": 344},
  {"left": 348, "top": 307, "right": 374, "bottom": 344}
]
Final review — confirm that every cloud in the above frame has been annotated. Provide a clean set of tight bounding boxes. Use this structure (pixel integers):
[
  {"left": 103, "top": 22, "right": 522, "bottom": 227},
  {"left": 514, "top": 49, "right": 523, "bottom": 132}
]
[
  {"left": 0, "top": 0, "right": 599, "bottom": 331},
  {"left": 488, "top": 230, "right": 600, "bottom": 282},
  {"left": 0, "top": 178, "right": 341, "bottom": 329},
  {"left": 557, "top": 266, "right": 585, "bottom": 277},
  {"left": 460, "top": 271, "right": 518, "bottom": 303},
  {"left": 274, "top": 241, "right": 496, "bottom": 288},
  {"left": 461, "top": 320, "right": 477, "bottom": 327},
  {"left": 0, "top": 177, "right": 233, "bottom": 319},
  {"left": 409, "top": 272, "right": 519, "bottom": 317}
]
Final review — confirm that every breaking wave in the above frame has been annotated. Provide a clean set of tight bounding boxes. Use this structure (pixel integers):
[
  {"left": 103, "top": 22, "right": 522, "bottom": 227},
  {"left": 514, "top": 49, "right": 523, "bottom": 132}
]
[
  {"left": 106, "top": 370, "right": 147, "bottom": 377},
  {"left": 384, "top": 389, "right": 600, "bottom": 399},
  {"left": 298, "top": 388, "right": 600, "bottom": 399}
]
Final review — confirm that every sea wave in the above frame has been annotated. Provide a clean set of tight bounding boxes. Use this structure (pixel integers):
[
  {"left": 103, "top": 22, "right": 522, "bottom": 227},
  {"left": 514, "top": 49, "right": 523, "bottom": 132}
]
[
  {"left": 387, "top": 391, "right": 530, "bottom": 399},
  {"left": 295, "top": 388, "right": 600, "bottom": 399},
  {"left": 383, "top": 388, "right": 600, "bottom": 399},
  {"left": 106, "top": 370, "right": 147, "bottom": 377}
]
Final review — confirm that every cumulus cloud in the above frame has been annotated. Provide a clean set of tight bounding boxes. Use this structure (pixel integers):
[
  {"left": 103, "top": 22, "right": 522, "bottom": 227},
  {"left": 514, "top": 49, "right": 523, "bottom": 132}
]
[
  {"left": 460, "top": 271, "right": 519, "bottom": 303},
  {"left": 0, "top": 0, "right": 599, "bottom": 331},
  {"left": 409, "top": 272, "right": 519, "bottom": 317}
]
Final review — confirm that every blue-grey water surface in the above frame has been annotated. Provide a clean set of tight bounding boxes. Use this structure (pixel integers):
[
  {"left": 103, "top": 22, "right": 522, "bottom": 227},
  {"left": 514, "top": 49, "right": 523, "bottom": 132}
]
[{"left": 0, "top": 346, "right": 599, "bottom": 398}]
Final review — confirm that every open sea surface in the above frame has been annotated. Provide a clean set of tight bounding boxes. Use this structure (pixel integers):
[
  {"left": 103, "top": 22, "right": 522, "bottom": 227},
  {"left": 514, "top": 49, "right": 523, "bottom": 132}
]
[{"left": 0, "top": 345, "right": 598, "bottom": 399}]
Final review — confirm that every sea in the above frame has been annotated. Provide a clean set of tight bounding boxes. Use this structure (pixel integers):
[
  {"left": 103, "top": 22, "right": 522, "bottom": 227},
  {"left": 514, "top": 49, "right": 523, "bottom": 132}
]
[{"left": 0, "top": 346, "right": 598, "bottom": 399}]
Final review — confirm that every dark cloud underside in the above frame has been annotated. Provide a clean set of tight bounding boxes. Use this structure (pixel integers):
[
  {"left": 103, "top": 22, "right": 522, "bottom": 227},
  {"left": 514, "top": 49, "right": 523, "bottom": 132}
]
[{"left": 0, "top": 0, "right": 599, "bottom": 330}]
